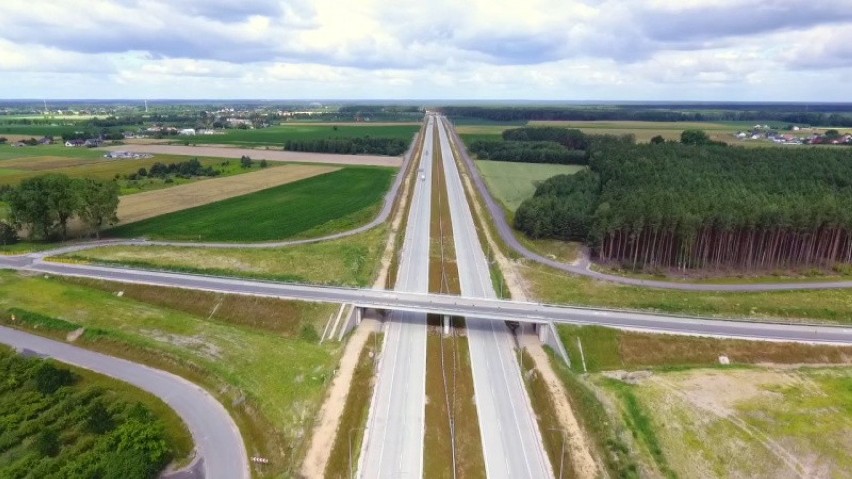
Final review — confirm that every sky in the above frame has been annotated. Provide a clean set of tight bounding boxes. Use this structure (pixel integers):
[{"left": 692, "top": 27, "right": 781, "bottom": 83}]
[{"left": 2, "top": 0, "right": 852, "bottom": 101}]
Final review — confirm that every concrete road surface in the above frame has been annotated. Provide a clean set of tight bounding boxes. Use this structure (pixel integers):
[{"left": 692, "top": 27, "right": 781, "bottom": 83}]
[
  {"left": 3, "top": 256, "right": 851, "bottom": 344},
  {"left": 0, "top": 326, "right": 249, "bottom": 479},
  {"left": 437, "top": 115, "right": 553, "bottom": 478},
  {"left": 359, "top": 115, "right": 433, "bottom": 478}
]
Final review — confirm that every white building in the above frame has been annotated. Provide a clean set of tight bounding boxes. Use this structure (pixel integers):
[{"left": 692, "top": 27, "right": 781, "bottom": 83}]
[{"left": 179, "top": 128, "right": 196, "bottom": 136}]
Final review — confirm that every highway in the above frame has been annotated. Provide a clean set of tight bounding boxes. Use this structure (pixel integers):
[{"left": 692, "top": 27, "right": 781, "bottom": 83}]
[
  {"left": 0, "top": 326, "right": 249, "bottom": 479},
  {"left": 437, "top": 115, "right": 553, "bottom": 478},
  {"left": 3, "top": 257, "right": 852, "bottom": 345},
  {"left": 358, "top": 115, "right": 434, "bottom": 478},
  {"left": 446, "top": 123, "right": 852, "bottom": 292}
]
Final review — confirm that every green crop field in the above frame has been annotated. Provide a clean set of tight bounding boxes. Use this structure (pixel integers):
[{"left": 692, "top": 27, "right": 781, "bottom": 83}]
[
  {"left": 0, "top": 144, "right": 280, "bottom": 194},
  {"left": 0, "top": 124, "right": 91, "bottom": 137},
  {"left": 177, "top": 123, "right": 420, "bottom": 147},
  {"left": 475, "top": 160, "right": 584, "bottom": 212},
  {"left": 0, "top": 144, "right": 103, "bottom": 160},
  {"left": 107, "top": 166, "right": 395, "bottom": 241}
]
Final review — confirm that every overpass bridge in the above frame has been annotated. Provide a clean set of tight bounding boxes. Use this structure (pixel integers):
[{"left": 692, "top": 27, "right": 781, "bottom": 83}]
[{"left": 12, "top": 259, "right": 852, "bottom": 346}]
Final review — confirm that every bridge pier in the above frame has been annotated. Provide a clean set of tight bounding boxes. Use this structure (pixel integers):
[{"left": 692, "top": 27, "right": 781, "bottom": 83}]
[
  {"left": 336, "top": 306, "right": 363, "bottom": 340},
  {"left": 442, "top": 315, "right": 450, "bottom": 336},
  {"left": 538, "top": 321, "right": 571, "bottom": 367}
]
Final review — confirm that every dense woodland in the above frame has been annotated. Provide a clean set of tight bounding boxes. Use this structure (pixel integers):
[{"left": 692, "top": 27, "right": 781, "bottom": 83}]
[
  {"left": 468, "top": 126, "right": 593, "bottom": 165},
  {"left": 3, "top": 174, "right": 120, "bottom": 241},
  {"left": 0, "top": 345, "right": 173, "bottom": 478},
  {"left": 513, "top": 131, "right": 852, "bottom": 271},
  {"left": 444, "top": 105, "right": 852, "bottom": 127},
  {"left": 283, "top": 136, "right": 409, "bottom": 155}
]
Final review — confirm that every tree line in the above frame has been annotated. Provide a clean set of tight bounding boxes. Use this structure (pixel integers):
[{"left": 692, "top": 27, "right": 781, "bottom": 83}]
[
  {"left": 442, "top": 105, "right": 852, "bottom": 127},
  {"left": 3, "top": 174, "right": 119, "bottom": 241},
  {"left": 283, "top": 136, "right": 408, "bottom": 155},
  {"left": 468, "top": 126, "right": 593, "bottom": 165},
  {"left": 515, "top": 133, "right": 852, "bottom": 271},
  {"left": 0, "top": 345, "right": 173, "bottom": 478}
]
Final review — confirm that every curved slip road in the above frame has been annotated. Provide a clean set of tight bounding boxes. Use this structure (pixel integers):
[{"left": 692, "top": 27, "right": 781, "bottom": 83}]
[
  {"left": 0, "top": 326, "right": 249, "bottom": 479},
  {"left": 445, "top": 123, "right": 852, "bottom": 292}
]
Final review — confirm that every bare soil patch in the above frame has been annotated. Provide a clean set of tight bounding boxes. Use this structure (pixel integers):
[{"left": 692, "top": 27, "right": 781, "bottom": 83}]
[
  {"left": 115, "top": 164, "right": 336, "bottom": 225},
  {"left": 101, "top": 144, "right": 402, "bottom": 167}
]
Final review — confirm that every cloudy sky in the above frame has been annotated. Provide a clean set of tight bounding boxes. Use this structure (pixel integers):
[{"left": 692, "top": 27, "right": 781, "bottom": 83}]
[{"left": 2, "top": 0, "right": 852, "bottom": 100}]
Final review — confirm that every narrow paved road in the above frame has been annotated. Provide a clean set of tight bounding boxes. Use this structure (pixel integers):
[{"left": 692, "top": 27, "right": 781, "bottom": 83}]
[
  {"left": 438, "top": 115, "right": 553, "bottom": 479},
  {"left": 359, "top": 115, "right": 433, "bottom": 478},
  {"left": 447, "top": 123, "right": 852, "bottom": 292},
  {"left": 0, "top": 326, "right": 249, "bottom": 479},
  {"left": 3, "top": 256, "right": 851, "bottom": 344}
]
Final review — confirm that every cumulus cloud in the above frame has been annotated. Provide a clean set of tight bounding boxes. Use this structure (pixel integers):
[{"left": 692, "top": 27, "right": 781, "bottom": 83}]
[{"left": 1, "top": 0, "right": 852, "bottom": 99}]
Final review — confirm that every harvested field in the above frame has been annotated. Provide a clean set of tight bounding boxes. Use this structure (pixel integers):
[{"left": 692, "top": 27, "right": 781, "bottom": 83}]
[
  {"left": 101, "top": 144, "right": 402, "bottom": 167},
  {"left": 114, "top": 163, "right": 336, "bottom": 226}
]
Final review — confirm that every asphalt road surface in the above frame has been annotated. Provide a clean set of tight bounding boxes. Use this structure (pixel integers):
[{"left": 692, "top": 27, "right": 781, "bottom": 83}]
[
  {"left": 0, "top": 326, "right": 249, "bottom": 479},
  {"left": 446, "top": 123, "right": 852, "bottom": 292},
  {"left": 437, "top": 115, "right": 553, "bottom": 478},
  {"left": 359, "top": 115, "right": 434, "bottom": 478}
]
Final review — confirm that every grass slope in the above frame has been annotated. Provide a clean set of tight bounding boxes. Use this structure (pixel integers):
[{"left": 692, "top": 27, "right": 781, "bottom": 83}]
[
  {"left": 475, "top": 160, "right": 584, "bottom": 212},
  {"left": 523, "top": 262, "right": 852, "bottom": 324},
  {"left": 62, "top": 225, "right": 389, "bottom": 287},
  {"left": 108, "top": 166, "right": 395, "bottom": 241}
]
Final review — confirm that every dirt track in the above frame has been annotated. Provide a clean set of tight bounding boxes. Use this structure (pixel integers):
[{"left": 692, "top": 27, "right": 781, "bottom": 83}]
[{"left": 100, "top": 144, "right": 402, "bottom": 167}]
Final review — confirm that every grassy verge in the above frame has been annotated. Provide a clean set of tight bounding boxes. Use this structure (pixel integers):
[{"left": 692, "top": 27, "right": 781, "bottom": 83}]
[
  {"left": 431, "top": 129, "right": 460, "bottom": 295},
  {"left": 59, "top": 225, "right": 388, "bottom": 287},
  {"left": 558, "top": 325, "right": 852, "bottom": 372},
  {"left": 589, "top": 262, "right": 852, "bottom": 284},
  {"left": 518, "top": 350, "right": 576, "bottom": 479},
  {"left": 524, "top": 261, "right": 852, "bottom": 324},
  {"left": 323, "top": 333, "right": 382, "bottom": 479},
  {"left": 424, "top": 324, "right": 485, "bottom": 479},
  {"left": 546, "top": 351, "right": 641, "bottom": 479},
  {"left": 107, "top": 167, "right": 395, "bottom": 241},
  {"left": 598, "top": 378, "right": 674, "bottom": 477},
  {"left": 593, "top": 366, "right": 852, "bottom": 477},
  {"left": 0, "top": 271, "right": 341, "bottom": 477}
]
